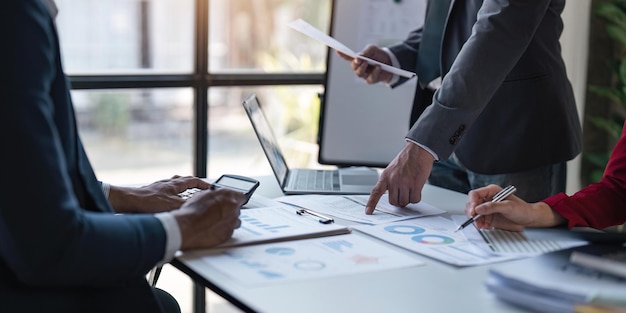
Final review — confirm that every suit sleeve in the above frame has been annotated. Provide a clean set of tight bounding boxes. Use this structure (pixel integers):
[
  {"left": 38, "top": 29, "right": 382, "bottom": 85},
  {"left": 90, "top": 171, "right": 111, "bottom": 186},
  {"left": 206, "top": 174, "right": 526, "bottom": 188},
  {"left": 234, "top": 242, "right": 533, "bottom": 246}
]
[
  {"left": 406, "top": 0, "right": 553, "bottom": 160},
  {"left": 387, "top": 28, "right": 424, "bottom": 88},
  {"left": 543, "top": 123, "right": 626, "bottom": 229},
  {"left": 0, "top": 0, "right": 166, "bottom": 287}
]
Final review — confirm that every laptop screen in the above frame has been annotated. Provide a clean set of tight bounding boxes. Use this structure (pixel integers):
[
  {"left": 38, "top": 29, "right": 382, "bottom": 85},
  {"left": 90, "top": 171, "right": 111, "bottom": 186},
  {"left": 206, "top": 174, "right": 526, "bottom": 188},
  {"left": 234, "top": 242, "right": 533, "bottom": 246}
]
[{"left": 242, "top": 94, "right": 289, "bottom": 186}]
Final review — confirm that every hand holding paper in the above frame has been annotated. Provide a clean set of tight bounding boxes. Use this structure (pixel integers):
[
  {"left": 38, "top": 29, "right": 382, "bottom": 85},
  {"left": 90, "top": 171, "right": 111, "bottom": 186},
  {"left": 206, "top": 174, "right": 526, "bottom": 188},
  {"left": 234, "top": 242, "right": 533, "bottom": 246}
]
[{"left": 287, "top": 19, "right": 416, "bottom": 79}]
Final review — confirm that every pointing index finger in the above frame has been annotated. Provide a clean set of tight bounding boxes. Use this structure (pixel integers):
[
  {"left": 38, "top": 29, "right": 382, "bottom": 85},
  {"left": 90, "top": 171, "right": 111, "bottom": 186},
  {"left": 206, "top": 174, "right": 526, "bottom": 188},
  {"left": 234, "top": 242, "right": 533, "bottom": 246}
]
[{"left": 365, "top": 182, "right": 387, "bottom": 215}]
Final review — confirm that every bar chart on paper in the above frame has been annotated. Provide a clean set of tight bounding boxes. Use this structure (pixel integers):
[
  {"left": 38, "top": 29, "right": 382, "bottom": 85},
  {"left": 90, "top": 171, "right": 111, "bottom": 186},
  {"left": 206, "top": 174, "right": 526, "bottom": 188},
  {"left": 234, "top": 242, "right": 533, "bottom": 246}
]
[
  {"left": 477, "top": 228, "right": 585, "bottom": 254},
  {"left": 451, "top": 215, "right": 589, "bottom": 256},
  {"left": 215, "top": 206, "right": 350, "bottom": 248},
  {"left": 239, "top": 213, "right": 290, "bottom": 234}
]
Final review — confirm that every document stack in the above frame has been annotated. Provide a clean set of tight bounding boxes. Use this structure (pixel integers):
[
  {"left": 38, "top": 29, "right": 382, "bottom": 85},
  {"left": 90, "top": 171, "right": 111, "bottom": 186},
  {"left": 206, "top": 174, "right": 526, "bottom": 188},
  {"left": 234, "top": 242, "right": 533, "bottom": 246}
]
[{"left": 485, "top": 244, "right": 626, "bottom": 313}]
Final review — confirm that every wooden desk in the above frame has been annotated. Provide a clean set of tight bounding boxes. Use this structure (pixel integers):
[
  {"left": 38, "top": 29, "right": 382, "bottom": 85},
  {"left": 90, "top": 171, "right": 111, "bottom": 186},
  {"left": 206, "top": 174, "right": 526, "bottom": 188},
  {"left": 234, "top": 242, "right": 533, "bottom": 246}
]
[{"left": 174, "top": 176, "right": 526, "bottom": 313}]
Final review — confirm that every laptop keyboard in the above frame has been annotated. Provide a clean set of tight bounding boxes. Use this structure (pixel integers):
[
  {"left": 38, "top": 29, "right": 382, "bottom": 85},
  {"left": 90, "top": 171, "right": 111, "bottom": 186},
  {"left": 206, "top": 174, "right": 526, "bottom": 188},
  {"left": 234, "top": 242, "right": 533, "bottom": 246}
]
[{"left": 295, "top": 170, "right": 340, "bottom": 191}]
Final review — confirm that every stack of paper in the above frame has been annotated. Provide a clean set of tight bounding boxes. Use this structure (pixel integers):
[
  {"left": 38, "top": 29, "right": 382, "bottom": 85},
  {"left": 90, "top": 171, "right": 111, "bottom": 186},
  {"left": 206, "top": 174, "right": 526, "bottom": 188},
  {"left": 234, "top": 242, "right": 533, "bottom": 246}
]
[
  {"left": 570, "top": 249, "right": 626, "bottom": 279},
  {"left": 486, "top": 245, "right": 626, "bottom": 313}
]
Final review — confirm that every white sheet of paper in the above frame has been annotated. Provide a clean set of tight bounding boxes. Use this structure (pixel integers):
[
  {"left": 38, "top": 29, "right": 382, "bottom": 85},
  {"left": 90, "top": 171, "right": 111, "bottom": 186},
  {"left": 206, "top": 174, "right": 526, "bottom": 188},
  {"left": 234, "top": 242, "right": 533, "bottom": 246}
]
[
  {"left": 452, "top": 215, "right": 588, "bottom": 256},
  {"left": 288, "top": 18, "right": 416, "bottom": 78},
  {"left": 201, "top": 233, "right": 424, "bottom": 285},
  {"left": 217, "top": 206, "right": 350, "bottom": 248},
  {"left": 353, "top": 216, "right": 526, "bottom": 266},
  {"left": 275, "top": 194, "right": 445, "bottom": 225},
  {"left": 353, "top": 215, "right": 590, "bottom": 266}
]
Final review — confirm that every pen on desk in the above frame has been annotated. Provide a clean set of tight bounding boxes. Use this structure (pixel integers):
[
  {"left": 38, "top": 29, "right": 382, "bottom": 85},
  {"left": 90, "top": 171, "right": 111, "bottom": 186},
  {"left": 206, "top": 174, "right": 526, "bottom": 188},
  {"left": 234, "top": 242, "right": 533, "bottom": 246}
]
[
  {"left": 454, "top": 185, "right": 517, "bottom": 232},
  {"left": 296, "top": 209, "right": 334, "bottom": 224}
]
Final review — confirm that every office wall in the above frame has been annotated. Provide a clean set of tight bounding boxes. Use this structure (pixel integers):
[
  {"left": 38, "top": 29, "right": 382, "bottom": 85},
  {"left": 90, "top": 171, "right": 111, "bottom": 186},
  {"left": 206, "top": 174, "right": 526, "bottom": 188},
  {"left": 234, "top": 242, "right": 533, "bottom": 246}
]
[{"left": 561, "top": 0, "right": 591, "bottom": 193}]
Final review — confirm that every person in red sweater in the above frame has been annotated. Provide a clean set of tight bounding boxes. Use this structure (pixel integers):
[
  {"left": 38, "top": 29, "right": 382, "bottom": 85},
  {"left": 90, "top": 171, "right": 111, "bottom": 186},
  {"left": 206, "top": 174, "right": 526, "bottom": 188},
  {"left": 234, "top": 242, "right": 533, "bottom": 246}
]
[{"left": 466, "top": 121, "right": 626, "bottom": 231}]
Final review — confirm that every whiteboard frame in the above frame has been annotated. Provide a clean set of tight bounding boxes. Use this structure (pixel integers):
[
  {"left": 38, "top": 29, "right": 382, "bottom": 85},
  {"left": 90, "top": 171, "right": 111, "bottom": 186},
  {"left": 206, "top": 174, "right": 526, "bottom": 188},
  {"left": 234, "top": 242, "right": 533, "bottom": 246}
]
[{"left": 318, "top": 0, "right": 425, "bottom": 168}]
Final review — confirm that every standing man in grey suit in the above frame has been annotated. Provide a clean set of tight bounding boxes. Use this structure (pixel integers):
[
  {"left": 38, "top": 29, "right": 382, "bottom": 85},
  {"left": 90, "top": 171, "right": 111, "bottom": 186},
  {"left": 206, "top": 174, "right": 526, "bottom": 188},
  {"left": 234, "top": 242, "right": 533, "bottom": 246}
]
[
  {"left": 1, "top": 1, "right": 244, "bottom": 312},
  {"left": 338, "top": 0, "right": 581, "bottom": 212}
]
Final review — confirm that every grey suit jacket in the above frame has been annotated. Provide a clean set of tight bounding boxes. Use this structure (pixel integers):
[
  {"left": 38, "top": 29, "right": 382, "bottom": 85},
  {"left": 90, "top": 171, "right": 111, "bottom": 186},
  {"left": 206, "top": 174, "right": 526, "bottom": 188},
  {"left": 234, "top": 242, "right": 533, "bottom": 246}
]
[
  {"left": 389, "top": 0, "right": 581, "bottom": 174},
  {"left": 1, "top": 1, "right": 165, "bottom": 311}
]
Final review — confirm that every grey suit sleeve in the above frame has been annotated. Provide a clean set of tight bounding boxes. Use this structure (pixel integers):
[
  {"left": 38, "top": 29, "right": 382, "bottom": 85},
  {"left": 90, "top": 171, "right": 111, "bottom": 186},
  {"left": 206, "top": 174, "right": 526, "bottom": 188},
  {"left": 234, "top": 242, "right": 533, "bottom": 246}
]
[
  {"left": 388, "top": 28, "right": 424, "bottom": 88},
  {"left": 407, "top": 0, "right": 554, "bottom": 160}
]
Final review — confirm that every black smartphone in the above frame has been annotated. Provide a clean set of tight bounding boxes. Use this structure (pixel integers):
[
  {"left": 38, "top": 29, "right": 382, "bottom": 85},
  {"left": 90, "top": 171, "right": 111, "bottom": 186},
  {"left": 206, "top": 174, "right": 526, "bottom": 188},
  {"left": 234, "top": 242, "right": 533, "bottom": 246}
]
[{"left": 212, "top": 174, "right": 260, "bottom": 205}]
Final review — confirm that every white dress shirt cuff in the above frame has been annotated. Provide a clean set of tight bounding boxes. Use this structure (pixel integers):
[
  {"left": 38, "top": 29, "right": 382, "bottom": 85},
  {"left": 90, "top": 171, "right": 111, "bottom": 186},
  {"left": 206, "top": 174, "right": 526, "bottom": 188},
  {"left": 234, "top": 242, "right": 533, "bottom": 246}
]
[
  {"left": 382, "top": 47, "right": 401, "bottom": 86},
  {"left": 405, "top": 138, "right": 439, "bottom": 161},
  {"left": 101, "top": 182, "right": 111, "bottom": 199},
  {"left": 155, "top": 212, "right": 182, "bottom": 263}
]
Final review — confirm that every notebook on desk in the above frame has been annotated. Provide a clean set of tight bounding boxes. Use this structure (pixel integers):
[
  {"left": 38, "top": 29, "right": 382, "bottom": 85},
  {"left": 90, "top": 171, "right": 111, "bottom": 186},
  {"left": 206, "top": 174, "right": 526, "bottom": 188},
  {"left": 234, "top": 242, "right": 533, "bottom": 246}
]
[{"left": 242, "top": 94, "right": 379, "bottom": 195}]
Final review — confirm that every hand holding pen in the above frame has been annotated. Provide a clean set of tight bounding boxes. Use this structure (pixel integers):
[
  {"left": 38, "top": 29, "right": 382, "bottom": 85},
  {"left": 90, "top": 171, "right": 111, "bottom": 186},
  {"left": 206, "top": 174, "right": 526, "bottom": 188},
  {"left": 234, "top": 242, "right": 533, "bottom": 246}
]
[{"left": 455, "top": 185, "right": 517, "bottom": 232}]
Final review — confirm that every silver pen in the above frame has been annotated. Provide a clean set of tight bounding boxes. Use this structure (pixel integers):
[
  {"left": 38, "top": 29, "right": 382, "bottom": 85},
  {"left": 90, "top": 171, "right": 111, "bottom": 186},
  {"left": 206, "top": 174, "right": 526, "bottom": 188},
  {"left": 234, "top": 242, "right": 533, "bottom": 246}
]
[{"left": 454, "top": 185, "right": 517, "bottom": 232}]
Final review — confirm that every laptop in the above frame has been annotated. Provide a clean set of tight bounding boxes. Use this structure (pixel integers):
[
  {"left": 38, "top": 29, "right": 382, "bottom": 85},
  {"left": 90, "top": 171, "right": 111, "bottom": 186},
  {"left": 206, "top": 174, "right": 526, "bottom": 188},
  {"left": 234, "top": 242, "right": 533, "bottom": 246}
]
[{"left": 242, "top": 94, "right": 379, "bottom": 195}]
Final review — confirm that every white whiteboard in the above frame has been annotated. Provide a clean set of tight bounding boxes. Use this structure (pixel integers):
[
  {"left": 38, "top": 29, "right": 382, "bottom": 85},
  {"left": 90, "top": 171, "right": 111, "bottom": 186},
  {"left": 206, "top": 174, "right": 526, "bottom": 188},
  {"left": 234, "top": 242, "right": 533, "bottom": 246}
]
[{"left": 318, "top": 0, "right": 426, "bottom": 168}]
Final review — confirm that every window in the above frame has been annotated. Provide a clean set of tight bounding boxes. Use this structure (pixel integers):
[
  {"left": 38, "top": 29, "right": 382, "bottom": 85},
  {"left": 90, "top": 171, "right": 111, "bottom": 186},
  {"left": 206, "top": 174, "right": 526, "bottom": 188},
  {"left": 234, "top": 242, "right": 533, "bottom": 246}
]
[
  {"left": 208, "top": 0, "right": 329, "bottom": 73},
  {"left": 55, "top": 0, "right": 331, "bottom": 184}
]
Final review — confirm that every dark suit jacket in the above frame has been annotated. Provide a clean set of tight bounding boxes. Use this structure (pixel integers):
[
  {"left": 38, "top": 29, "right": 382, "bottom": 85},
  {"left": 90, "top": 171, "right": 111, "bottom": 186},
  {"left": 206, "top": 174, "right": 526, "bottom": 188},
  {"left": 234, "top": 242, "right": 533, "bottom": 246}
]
[
  {"left": 389, "top": 0, "right": 582, "bottom": 174},
  {"left": 1, "top": 1, "right": 166, "bottom": 311}
]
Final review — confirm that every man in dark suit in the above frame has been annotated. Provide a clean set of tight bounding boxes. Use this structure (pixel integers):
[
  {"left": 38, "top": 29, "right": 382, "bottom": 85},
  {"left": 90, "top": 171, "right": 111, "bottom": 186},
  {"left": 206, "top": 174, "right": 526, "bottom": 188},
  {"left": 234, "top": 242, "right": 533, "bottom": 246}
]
[
  {"left": 339, "top": 0, "right": 581, "bottom": 212},
  {"left": 0, "top": 1, "right": 244, "bottom": 312}
]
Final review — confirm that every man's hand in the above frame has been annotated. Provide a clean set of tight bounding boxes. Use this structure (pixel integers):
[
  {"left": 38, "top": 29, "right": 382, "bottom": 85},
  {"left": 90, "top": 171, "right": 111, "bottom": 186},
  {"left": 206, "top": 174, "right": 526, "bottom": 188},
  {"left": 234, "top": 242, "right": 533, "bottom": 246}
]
[
  {"left": 108, "top": 175, "right": 211, "bottom": 214},
  {"left": 172, "top": 188, "right": 245, "bottom": 250},
  {"left": 336, "top": 44, "right": 394, "bottom": 84},
  {"left": 365, "top": 142, "right": 434, "bottom": 214}
]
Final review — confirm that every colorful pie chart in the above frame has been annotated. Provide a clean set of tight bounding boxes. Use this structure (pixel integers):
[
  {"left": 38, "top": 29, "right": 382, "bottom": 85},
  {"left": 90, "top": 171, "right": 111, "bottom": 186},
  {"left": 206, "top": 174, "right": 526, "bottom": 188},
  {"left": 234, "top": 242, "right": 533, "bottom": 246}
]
[
  {"left": 384, "top": 225, "right": 426, "bottom": 235},
  {"left": 411, "top": 234, "right": 455, "bottom": 245}
]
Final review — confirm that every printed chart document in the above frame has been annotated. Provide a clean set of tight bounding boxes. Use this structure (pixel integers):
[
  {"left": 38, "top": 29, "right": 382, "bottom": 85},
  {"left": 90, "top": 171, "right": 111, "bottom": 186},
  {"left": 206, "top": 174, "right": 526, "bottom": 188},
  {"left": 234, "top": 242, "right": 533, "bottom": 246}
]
[
  {"left": 275, "top": 194, "right": 445, "bottom": 225},
  {"left": 288, "top": 18, "right": 416, "bottom": 78},
  {"left": 216, "top": 206, "right": 350, "bottom": 248},
  {"left": 199, "top": 233, "right": 424, "bottom": 285},
  {"left": 354, "top": 216, "right": 588, "bottom": 266},
  {"left": 486, "top": 244, "right": 626, "bottom": 313},
  {"left": 452, "top": 215, "right": 588, "bottom": 256},
  {"left": 353, "top": 216, "right": 521, "bottom": 266}
]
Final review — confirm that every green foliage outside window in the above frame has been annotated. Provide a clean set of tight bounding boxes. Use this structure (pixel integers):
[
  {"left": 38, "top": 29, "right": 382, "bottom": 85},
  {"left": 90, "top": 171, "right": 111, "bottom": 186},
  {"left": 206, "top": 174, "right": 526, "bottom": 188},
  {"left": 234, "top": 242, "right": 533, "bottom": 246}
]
[{"left": 586, "top": 0, "right": 626, "bottom": 182}]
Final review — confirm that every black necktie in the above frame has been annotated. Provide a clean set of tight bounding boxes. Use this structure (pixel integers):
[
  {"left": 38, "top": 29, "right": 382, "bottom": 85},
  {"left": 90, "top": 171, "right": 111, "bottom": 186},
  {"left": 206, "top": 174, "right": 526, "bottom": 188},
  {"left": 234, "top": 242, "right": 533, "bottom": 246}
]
[{"left": 416, "top": 0, "right": 452, "bottom": 88}]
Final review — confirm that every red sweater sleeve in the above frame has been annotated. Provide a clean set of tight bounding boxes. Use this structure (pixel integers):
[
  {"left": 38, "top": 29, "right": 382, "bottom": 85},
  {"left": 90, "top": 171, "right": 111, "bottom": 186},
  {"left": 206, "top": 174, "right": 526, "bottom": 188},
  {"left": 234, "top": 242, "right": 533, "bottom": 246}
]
[{"left": 543, "top": 122, "right": 626, "bottom": 229}]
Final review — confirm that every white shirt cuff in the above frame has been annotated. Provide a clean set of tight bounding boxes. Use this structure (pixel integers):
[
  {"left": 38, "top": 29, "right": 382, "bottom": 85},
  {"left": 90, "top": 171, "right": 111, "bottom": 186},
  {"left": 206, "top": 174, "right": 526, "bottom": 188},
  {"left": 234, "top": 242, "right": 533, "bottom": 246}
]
[
  {"left": 154, "top": 212, "right": 182, "bottom": 263},
  {"left": 382, "top": 47, "right": 401, "bottom": 86},
  {"left": 405, "top": 138, "right": 439, "bottom": 161},
  {"left": 101, "top": 182, "right": 111, "bottom": 199}
]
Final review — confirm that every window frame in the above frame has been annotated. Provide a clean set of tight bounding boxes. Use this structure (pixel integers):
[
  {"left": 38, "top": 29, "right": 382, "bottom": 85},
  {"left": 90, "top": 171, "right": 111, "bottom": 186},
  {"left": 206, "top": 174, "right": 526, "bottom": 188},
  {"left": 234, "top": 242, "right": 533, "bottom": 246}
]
[{"left": 68, "top": 0, "right": 325, "bottom": 178}]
